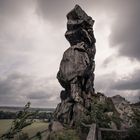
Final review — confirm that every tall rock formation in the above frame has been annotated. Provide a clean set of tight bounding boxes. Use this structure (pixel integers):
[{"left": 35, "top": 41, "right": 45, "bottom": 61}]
[
  {"left": 54, "top": 5, "right": 96, "bottom": 126},
  {"left": 49, "top": 7, "right": 140, "bottom": 138}
]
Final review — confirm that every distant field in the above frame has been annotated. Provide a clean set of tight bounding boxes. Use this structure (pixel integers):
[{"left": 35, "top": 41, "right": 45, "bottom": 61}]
[
  {"left": 0, "top": 119, "right": 48, "bottom": 138},
  {"left": 0, "top": 119, "right": 13, "bottom": 135}
]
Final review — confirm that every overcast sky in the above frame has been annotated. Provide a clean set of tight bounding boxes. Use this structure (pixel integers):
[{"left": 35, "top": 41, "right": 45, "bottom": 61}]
[{"left": 0, "top": 0, "right": 140, "bottom": 108}]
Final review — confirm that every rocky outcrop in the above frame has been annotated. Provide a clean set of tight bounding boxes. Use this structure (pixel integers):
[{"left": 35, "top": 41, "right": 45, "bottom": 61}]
[
  {"left": 52, "top": 5, "right": 139, "bottom": 132},
  {"left": 111, "top": 95, "right": 134, "bottom": 129},
  {"left": 54, "top": 5, "right": 96, "bottom": 126}
]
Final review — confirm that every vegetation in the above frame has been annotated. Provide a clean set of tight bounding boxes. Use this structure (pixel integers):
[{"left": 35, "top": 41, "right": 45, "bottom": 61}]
[
  {"left": 123, "top": 107, "right": 140, "bottom": 140},
  {"left": 77, "top": 97, "right": 121, "bottom": 129},
  {"left": 0, "top": 120, "right": 48, "bottom": 139},
  {"left": 90, "top": 100, "right": 112, "bottom": 128},
  {"left": 132, "top": 108, "right": 140, "bottom": 128},
  {"left": 102, "top": 131, "right": 127, "bottom": 140},
  {"left": 102, "top": 101, "right": 140, "bottom": 140},
  {"left": 1, "top": 102, "right": 38, "bottom": 139},
  {"left": 0, "top": 110, "right": 53, "bottom": 120},
  {"left": 74, "top": 96, "right": 122, "bottom": 140},
  {"left": 48, "top": 129, "right": 80, "bottom": 140},
  {"left": 124, "top": 128, "right": 140, "bottom": 140},
  {"left": 0, "top": 111, "right": 16, "bottom": 119}
]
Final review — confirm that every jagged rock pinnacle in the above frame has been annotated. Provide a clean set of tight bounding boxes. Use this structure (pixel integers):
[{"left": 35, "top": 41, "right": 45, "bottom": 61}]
[{"left": 54, "top": 5, "right": 96, "bottom": 126}]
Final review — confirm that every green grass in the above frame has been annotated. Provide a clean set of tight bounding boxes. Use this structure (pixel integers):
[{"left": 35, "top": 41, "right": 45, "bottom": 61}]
[
  {"left": 49, "top": 129, "right": 80, "bottom": 140},
  {"left": 0, "top": 119, "right": 48, "bottom": 138},
  {"left": 22, "top": 121, "right": 48, "bottom": 137},
  {"left": 0, "top": 119, "right": 13, "bottom": 135}
]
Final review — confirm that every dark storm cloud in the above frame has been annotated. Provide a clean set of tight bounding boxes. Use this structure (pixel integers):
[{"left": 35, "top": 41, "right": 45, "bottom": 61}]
[
  {"left": 108, "top": 0, "right": 140, "bottom": 61},
  {"left": 0, "top": 73, "right": 30, "bottom": 95},
  {"left": 0, "top": 73, "right": 59, "bottom": 107},
  {"left": 0, "top": 73, "right": 31, "bottom": 105}
]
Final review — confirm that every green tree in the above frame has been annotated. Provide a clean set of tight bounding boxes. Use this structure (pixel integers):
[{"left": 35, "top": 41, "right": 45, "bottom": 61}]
[{"left": 1, "top": 102, "right": 38, "bottom": 140}]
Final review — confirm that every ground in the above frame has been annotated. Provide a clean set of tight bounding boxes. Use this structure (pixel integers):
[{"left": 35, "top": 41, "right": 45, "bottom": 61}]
[{"left": 0, "top": 119, "right": 48, "bottom": 138}]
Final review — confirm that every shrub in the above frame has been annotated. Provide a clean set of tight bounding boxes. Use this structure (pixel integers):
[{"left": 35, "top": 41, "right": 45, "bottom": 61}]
[
  {"left": 48, "top": 129, "right": 80, "bottom": 140},
  {"left": 1, "top": 102, "right": 38, "bottom": 139}
]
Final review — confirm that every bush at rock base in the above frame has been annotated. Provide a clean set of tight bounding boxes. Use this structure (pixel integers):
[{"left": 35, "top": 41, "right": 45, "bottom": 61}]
[{"left": 48, "top": 129, "right": 80, "bottom": 140}]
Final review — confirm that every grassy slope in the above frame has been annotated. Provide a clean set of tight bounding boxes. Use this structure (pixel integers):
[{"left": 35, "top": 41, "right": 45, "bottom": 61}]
[
  {"left": 0, "top": 119, "right": 13, "bottom": 135},
  {"left": 0, "top": 119, "right": 48, "bottom": 138}
]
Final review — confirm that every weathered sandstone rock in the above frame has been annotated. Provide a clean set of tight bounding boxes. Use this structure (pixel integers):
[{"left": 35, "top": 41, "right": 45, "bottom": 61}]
[{"left": 54, "top": 5, "right": 96, "bottom": 126}]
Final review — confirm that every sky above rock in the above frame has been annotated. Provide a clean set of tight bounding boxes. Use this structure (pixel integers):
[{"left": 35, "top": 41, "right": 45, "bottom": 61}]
[{"left": 0, "top": 0, "right": 140, "bottom": 108}]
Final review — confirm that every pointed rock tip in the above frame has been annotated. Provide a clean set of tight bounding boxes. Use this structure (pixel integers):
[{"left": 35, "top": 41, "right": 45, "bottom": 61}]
[
  {"left": 66, "top": 4, "right": 94, "bottom": 23},
  {"left": 74, "top": 4, "right": 82, "bottom": 9}
]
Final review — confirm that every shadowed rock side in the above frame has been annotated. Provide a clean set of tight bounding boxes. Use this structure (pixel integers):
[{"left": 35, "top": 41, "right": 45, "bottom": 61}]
[{"left": 54, "top": 5, "right": 96, "bottom": 126}]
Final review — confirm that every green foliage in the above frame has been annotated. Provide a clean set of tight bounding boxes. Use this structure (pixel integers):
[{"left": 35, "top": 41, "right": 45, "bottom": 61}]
[
  {"left": 102, "top": 106, "right": 140, "bottom": 140},
  {"left": 90, "top": 101, "right": 111, "bottom": 128},
  {"left": 90, "top": 98, "right": 121, "bottom": 128},
  {"left": 89, "top": 99, "right": 123, "bottom": 140},
  {"left": 48, "top": 130, "right": 80, "bottom": 140},
  {"left": 102, "top": 131, "right": 126, "bottom": 140},
  {"left": 111, "top": 114, "right": 121, "bottom": 129},
  {"left": 123, "top": 108, "right": 140, "bottom": 140},
  {"left": 1, "top": 102, "right": 38, "bottom": 139},
  {"left": 0, "top": 111, "right": 16, "bottom": 119},
  {"left": 132, "top": 108, "right": 140, "bottom": 128},
  {"left": 14, "top": 132, "right": 29, "bottom": 140},
  {"left": 75, "top": 97, "right": 122, "bottom": 140}
]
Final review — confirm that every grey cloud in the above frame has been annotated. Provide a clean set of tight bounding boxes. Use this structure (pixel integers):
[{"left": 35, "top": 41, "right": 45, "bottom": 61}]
[
  {"left": 36, "top": 0, "right": 94, "bottom": 24},
  {"left": 36, "top": 0, "right": 140, "bottom": 61},
  {"left": 95, "top": 69, "right": 140, "bottom": 102},
  {"left": 0, "top": 0, "right": 36, "bottom": 76},
  {"left": 95, "top": 73, "right": 116, "bottom": 92},
  {"left": 36, "top": 0, "right": 72, "bottom": 21},
  {"left": 108, "top": 0, "right": 140, "bottom": 61},
  {"left": 112, "top": 69, "right": 140, "bottom": 90},
  {"left": 0, "top": 73, "right": 60, "bottom": 107},
  {"left": 0, "top": 0, "right": 35, "bottom": 55},
  {"left": 27, "top": 91, "right": 52, "bottom": 100},
  {"left": 96, "top": 69, "right": 140, "bottom": 92},
  {"left": 102, "top": 55, "right": 118, "bottom": 67},
  {"left": 0, "top": 0, "right": 34, "bottom": 17},
  {"left": 0, "top": 0, "right": 140, "bottom": 106},
  {"left": 0, "top": 73, "right": 33, "bottom": 97},
  {"left": 0, "top": 0, "right": 34, "bottom": 31},
  {"left": 0, "top": 73, "right": 31, "bottom": 106}
]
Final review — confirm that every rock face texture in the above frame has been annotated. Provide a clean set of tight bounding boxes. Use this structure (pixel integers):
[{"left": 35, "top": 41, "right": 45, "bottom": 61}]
[
  {"left": 54, "top": 5, "right": 96, "bottom": 126},
  {"left": 111, "top": 95, "right": 134, "bottom": 129}
]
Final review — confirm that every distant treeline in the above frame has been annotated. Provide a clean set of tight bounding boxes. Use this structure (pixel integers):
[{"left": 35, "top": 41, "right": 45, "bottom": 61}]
[
  {"left": 0, "top": 106, "right": 55, "bottom": 113},
  {"left": 0, "top": 111, "right": 16, "bottom": 119},
  {"left": 0, "top": 111, "right": 53, "bottom": 120}
]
